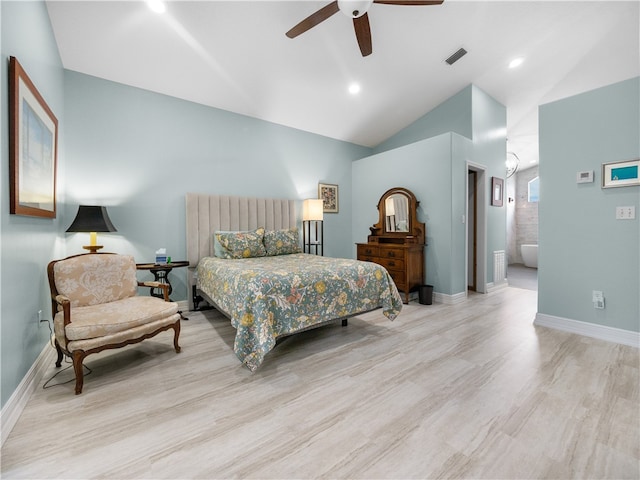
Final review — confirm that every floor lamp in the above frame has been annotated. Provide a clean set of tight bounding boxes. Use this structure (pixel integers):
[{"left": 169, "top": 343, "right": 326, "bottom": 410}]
[{"left": 302, "top": 199, "right": 323, "bottom": 256}]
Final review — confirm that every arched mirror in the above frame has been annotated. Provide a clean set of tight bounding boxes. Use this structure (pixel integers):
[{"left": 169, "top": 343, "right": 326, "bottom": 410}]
[
  {"left": 369, "top": 187, "right": 425, "bottom": 244},
  {"left": 384, "top": 193, "right": 410, "bottom": 232}
]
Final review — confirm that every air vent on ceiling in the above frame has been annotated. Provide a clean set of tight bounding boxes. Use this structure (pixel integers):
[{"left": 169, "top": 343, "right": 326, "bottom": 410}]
[{"left": 445, "top": 48, "right": 467, "bottom": 66}]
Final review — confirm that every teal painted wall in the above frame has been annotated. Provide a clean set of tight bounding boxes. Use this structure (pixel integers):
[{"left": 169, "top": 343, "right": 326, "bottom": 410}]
[
  {"left": 372, "top": 85, "right": 473, "bottom": 155},
  {"left": 538, "top": 77, "right": 640, "bottom": 332},
  {"left": 353, "top": 134, "right": 473, "bottom": 295},
  {"left": 1, "top": 0, "right": 65, "bottom": 407},
  {"left": 353, "top": 85, "right": 506, "bottom": 296},
  {"left": 63, "top": 71, "right": 371, "bottom": 300},
  {"left": 471, "top": 85, "right": 508, "bottom": 285}
]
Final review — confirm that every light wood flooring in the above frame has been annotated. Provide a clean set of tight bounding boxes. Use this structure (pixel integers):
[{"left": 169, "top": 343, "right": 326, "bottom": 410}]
[{"left": 2, "top": 287, "right": 638, "bottom": 479}]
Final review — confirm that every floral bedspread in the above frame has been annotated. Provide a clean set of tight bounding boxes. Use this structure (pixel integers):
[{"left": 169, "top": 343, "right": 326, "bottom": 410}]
[{"left": 196, "top": 253, "right": 402, "bottom": 371}]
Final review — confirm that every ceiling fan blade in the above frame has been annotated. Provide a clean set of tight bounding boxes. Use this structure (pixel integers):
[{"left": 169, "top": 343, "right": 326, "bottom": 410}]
[
  {"left": 373, "top": 1, "right": 444, "bottom": 5},
  {"left": 353, "top": 13, "right": 372, "bottom": 57},
  {"left": 286, "top": 1, "right": 340, "bottom": 38}
]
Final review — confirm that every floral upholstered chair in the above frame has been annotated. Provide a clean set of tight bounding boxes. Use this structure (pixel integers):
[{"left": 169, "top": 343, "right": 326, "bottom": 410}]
[{"left": 47, "top": 252, "right": 181, "bottom": 394}]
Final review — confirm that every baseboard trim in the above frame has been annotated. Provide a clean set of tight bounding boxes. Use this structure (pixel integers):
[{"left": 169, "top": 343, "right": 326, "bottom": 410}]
[
  {"left": 1, "top": 341, "right": 57, "bottom": 446},
  {"left": 433, "top": 291, "right": 467, "bottom": 305},
  {"left": 486, "top": 281, "right": 508, "bottom": 293},
  {"left": 176, "top": 300, "right": 189, "bottom": 312},
  {"left": 534, "top": 313, "right": 640, "bottom": 348}
]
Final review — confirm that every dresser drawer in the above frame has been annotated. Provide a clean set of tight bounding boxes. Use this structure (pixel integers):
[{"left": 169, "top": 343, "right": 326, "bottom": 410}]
[
  {"left": 379, "top": 247, "right": 404, "bottom": 260},
  {"left": 357, "top": 244, "right": 380, "bottom": 257},
  {"left": 387, "top": 271, "right": 407, "bottom": 292},
  {"left": 378, "top": 257, "right": 405, "bottom": 272}
]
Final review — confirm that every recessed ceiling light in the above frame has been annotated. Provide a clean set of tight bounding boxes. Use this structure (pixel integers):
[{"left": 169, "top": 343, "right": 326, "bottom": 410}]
[
  {"left": 348, "top": 83, "right": 361, "bottom": 95},
  {"left": 146, "top": 0, "right": 166, "bottom": 14},
  {"left": 509, "top": 57, "right": 524, "bottom": 69}
]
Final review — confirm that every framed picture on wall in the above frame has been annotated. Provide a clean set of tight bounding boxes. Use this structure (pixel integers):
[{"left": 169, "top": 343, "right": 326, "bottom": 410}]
[
  {"left": 9, "top": 56, "right": 58, "bottom": 218},
  {"left": 491, "top": 176, "right": 504, "bottom": 207},
  {"left": 318, "top": 183, "right": 339, "bottom": 213},
  {"left": 602, "top": 159, "right": 640, "bottom": 188}
]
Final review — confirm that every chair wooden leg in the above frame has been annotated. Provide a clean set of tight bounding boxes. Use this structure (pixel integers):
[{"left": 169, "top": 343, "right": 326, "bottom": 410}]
[
  {"left": 54, "top": 340, "right": 64, "bottom": 368},
  {"left": 173, "top": 320, "right": 181, "bottom": 353},
  {"left": 72, "top": 350, "right": 86, "bottom": 395}
]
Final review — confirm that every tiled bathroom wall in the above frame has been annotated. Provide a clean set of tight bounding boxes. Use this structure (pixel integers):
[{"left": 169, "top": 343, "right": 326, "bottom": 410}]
[{"left": 513, "top": 166, "right": 539, "bottom": 264}]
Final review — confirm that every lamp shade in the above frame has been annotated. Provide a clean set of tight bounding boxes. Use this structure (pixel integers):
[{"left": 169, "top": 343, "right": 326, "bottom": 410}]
[
  {"left": 302, "top": 199, "right": 324, "bottom": 221},
  {"left": 66, "top": 205, "right": 117, "bottom": 233}
]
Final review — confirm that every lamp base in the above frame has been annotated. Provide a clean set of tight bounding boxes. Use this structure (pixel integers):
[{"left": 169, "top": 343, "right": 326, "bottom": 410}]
[
  {"left": 82, "top": 245, "right": 104, "bottom": 254},
  {"left": 302, "top": 220, "right": 323, "bottom": 256}
]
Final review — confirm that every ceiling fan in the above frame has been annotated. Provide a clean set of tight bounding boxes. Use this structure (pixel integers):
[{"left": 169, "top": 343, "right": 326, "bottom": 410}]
[{"left": 286, "top": 0, "right": 444, "bottom": 57}]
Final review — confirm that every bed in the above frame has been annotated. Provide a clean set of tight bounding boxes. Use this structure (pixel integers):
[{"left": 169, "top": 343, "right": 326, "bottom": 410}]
[{"left": 186, "top": 193, "right": 403, "bottom": 371}]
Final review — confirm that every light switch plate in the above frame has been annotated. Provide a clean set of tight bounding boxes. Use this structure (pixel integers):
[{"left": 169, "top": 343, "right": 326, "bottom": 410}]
[{"left": 616, "top": 206, "right": 636, "bottom": 220}]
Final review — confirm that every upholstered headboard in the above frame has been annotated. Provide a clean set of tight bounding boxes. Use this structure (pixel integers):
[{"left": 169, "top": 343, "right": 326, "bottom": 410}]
[{"left": 185, "top": 193, "right": 297, "bottom": 307}]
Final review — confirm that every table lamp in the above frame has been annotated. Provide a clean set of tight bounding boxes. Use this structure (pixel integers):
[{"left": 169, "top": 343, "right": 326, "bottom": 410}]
[{"left": 66, "top": 205, "right": 117, "bottom": 253}]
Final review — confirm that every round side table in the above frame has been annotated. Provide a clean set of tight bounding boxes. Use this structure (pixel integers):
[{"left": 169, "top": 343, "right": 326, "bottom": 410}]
[{"left": 136, "top": 260, "right": 189, "bottom": 300}]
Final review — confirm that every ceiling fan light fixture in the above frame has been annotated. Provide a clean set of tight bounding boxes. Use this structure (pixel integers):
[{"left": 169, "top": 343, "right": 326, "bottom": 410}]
[
  {"left": 338, "top": 0, "right": 374, "bottom": 18},
  {"left": 506, "top": 151, "right": 520, "bottom": 178},
  {"left": 286, "top": 0, "right": 444, "bottom": 57}
]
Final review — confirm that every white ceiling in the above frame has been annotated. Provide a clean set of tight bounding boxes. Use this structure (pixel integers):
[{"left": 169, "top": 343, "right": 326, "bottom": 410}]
[{"left": 46, "top": 1, "right": 639, "bottom": 169}]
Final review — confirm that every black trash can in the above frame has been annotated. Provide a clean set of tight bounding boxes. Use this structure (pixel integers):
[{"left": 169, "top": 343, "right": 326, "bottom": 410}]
[{"left": 418, "top": 285, "right": 433, "bottom": 305}]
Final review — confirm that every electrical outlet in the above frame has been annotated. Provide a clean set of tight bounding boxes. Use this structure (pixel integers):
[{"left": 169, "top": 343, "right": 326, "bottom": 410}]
[
  {"left": 37, "top": 309, "right": 43, "bottom": 324},
  {"left": 592, "top": 290, "right": 605, "bottom": 309}
]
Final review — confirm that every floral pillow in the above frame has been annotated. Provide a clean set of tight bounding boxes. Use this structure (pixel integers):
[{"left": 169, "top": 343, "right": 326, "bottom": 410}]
[
  {"left": 263, "top": 228, "right": 302, "bottom": 256},
  {"left": 215, "top": 228, "right": 267, "bottom": 259},
  {"left": 213, "top": 231, "right": 234, "bottom": 257}
]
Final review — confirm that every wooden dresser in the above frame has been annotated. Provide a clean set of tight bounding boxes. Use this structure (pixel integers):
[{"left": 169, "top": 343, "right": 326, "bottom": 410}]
[{"left": 356, "top": 187, "right": 426, "bottom": 304}]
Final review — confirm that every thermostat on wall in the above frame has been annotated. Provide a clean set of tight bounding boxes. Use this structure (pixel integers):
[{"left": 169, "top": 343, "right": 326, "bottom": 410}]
[{"left": 576, "top": 170, "right": 594, "bottom": 183}]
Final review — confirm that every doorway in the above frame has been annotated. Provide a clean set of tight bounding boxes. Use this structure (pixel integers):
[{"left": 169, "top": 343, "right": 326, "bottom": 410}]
[
  {"left": 468, "top": 170, "right": 477, "bottom": 291},
  {"left": 467, "top": 163, "right": 487, "bottom": 293}
]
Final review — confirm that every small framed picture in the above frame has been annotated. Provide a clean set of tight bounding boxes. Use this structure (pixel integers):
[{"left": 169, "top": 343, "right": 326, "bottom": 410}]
[
  {"left": 491, "top": 176, "right": 504, "bottom": 207},
  {"left": 602, "top": 159, "right": 640, "bottom": 188},
  {"left": 318, "top": 183, "right": 339, "bottom": 213}
]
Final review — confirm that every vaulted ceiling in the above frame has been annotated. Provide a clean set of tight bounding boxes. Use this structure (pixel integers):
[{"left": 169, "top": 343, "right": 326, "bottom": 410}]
[{"left": 46, "top": 1, "right": 639, "bottom": 169}]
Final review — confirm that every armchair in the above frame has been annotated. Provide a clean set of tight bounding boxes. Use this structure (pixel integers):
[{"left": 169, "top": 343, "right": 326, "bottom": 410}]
[{"left": 47, "top": 252, "right": 181, "bottom": 394}]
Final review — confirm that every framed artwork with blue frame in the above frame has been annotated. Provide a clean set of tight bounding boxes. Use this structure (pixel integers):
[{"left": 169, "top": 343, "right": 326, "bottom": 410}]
[{"left": 602, "top": 159, "right": 640, "bottom": 188}]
